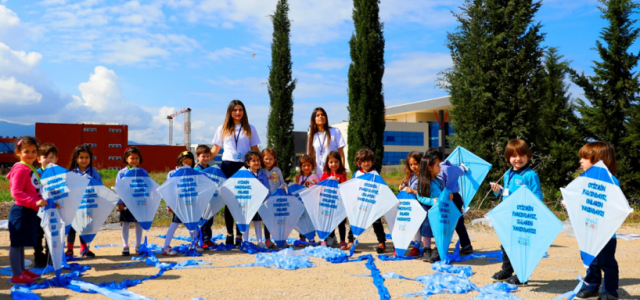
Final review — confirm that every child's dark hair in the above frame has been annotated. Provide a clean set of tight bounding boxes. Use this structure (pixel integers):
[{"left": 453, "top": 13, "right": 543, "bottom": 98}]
[
  {"left": 69, "top": 144, "right": 97, "bottom": 177},
  {"left": 403, "top": 151, "right": 423, "bottom": 187},
  {"left": 354, "top": 147, "right": 375, "bottom": 168},
  {"left": 323, "top": 151, "right": 345, "bottom": 174},
  {"left": 505, "top": 138, "right": 532, "bottom": 162},
  {"left": 38, "top": 143, "right": 58, "bottom": 158},
  {"left": 123, "top": 146, "right": 143, "bottom": 165},
  {"left": 418, "top": 154, "right": 440, "bottom": 198},
  {"left": 196, "top": 144, "right": 212, "bottom": 157},
  {"left": 177, "top": 151, "right": 195, "bottom": 168},
  {"left": 298, "top": 154, "right": 315, "bottom": 170},
  {"left": 261, "top": 148, "right": 278, "bottom": 168},
  {"left": 424, "top": 148, "right": 443, "bottom": 161},
  {"left": 245, "top": 150, "right": 261, "bottom": 166},
  {"left": 15, "top": 136, "right": 39, "bottom": 154},
  {"left": 579, "top": 141, "right": 618, "bottom": 174}
]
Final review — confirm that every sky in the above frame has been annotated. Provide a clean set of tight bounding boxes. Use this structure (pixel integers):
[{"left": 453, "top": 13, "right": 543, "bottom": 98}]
[{"left": 0, "top": 0, "right": 636, "bottom": 146}]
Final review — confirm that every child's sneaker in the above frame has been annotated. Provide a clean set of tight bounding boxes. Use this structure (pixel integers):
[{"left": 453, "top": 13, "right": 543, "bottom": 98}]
[
  {"left": 65, "top": 249, "right": 73, "bottom": 256},
  {"left": 135, "top": 246, "right": 141, "bottom": 255},
  {"left": 162, "top": 246, "right": 177, "bottom": 256},
  {"left": 575, "top": 289, "right": 599, "bottom": 300},
  {"left": 195, "top": 245, "right": 204, "bottom": 253},
  {"left": 265, "top": 240, "right": 278, "bottom": 250},
  {"left": 258, "top": 242, "right": 266, "bottom": 248},
  {"left": 340, "top": 241, "right": 348, "bottom": 250},
  {"left": 408, "top": 247, "right": 420, "bottom": 257},
  {"left": 204, "top": 240, "right": 217, "bottom": 248},
  {"left": 491, "top": 269, "right": 512, "bottom": 282},
  {"left": 428, "top": 248, "right": 441, "bottom": 263},
  {"left": 235, "top": 236, "right": 243, "bottom": 247},
  {"left": 23, "top": 269, "right": 41, "bottom": 278},
  {"left": 505, "top": 275, "right": 527, "bottom": 285},
  {"left": 460, "top": 245, "right": 474, "bottom": 255},
  {"left": 326, "top": 236, "right": 335, "bottom": 246},
  {"left": 422, "top": 249, "right": 433, "bottom": 262},
  {"left": 83, "top": 250, "right": 96, "bottom": 258},
  {"left": 11, "top": 273, "right": 36, "bottom": 285},
  {"left": 597, "top": 293, "right": 618, "bottom": 300},
  {"left": 225, "top": 235, "right": 234, "bottom": 245},
  {"left": 375, "top": 242, "right": 386, "bottom": 254},
  {"left": 122, "top": 246, "right": 130, "bottom": 256},
  {"left": 321, "top": 241, "right": 327, "bottom": 246}
]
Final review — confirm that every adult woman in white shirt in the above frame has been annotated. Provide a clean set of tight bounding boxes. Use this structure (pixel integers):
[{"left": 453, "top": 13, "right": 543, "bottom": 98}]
[
  {"left": 307, "top": 107, "right": 346, "bottom": 176},
  {"left": 307, "top": 107, "right": 347, "bottom": 246},
  {"left": 211, "top": 100, "right": 260, "bottom": 246}
]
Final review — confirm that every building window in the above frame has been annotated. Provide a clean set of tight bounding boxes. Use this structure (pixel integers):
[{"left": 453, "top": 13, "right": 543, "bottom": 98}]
[
  {"left": 382, "top": 152, "right": 411, "bottom": 165},
  {"left": 83, "top": 128, "right": 97, "bottom": 132},
  {"left": 109, "top": 144, "right": 122, "bottom": 148},
  {"left": 93, "top": 156, "right": 97, "bottom": 160},
  {"left": 383, "top": 131, "right": 424, "bottom": 146},
  {"left": 109, "top": 128, "right": 122, "bottom": 133},
  {"left": 429, "top": 122, "right": 440, "bottom": 148}
]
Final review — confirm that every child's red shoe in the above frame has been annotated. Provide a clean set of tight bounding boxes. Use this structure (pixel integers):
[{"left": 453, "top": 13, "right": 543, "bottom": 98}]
[
  {"left": 11, "top": 273, "right": 36, "bottom": 284},
  {"left": 23, "top": 270, "right": 41, "bottom": 278},
  {"left": 408, "top": 247, "right": 420, "bottom": 257}
]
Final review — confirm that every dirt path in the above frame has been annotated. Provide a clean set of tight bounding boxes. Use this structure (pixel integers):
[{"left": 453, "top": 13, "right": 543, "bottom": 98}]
[{"left": 1, "top": 224, "right": 639, "bottom": 299}]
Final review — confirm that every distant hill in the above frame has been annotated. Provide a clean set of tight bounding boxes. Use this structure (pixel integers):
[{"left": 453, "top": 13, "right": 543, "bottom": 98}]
[
  {"left": 0, "top": 121, "right": 34, "bottom": 138},
  {"left": 128, "top": 141, "right": 167, "bottom": 146}
]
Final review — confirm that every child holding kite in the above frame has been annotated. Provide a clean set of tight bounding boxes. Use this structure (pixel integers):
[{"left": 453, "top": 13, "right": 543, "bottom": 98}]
[
  {"left": 245, "top": 150, "right": 270, "bottom": 246},
  {"left": 399, "top": 151, "right": 423, "bottom": 256},
  {"left": 7, "top": 136, "right": 47, "bottom": 284},
  {"left": 425, "top": 148, "right": 474, "bottom": 256},
  {"left": 261, "top": 148, "right": 285, "bottom": 249},
  {"left": 416, "top": 153, "right": 452, "bottom": 263},
  {"left": 163, "top": 151, "right": 202, "bottom": 256},
  {"left": 572, "top": 142, "right": 621, "bottom": 300},
  {"left": 34, "top": 143, "right": 58, "bottom": 268},
  {"left": 296, "top": 154, "right": 320, "bottom": 188},
  {"left": 351, "top": 147, "right": 388, "bottom": 253},
  {"left": 194, "top": 144, "right": 217, "bottom": 248},
  {"left": 320, "top": 151, "right": 351, "bottom": 248},
  {"left": 66, "top": 144, "right": 101, "bottom": 258},
  {"left": 117, "top": 147, "right": 145, "bottom": 256},
  {"left": 490, "top": 138, "right": 542, "bottom": 285}
]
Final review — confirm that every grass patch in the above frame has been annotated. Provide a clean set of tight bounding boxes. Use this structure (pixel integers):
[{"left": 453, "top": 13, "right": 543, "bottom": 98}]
[{"left": 0, "top": 177, "right": 11, "bottom": 202}]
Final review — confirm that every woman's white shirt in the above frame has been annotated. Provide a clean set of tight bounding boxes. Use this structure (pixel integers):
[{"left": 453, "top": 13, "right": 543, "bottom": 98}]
[
  {"left": 310, "top": 127, "right": 346, "bottom": 176},
  {"left": 212, "top": 124, "right": 260, "bottom": 162}
]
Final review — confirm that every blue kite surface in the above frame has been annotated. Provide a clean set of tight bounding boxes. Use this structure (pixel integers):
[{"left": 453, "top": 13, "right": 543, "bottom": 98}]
[
  {"left": 40, "top": 198, "right": 66, "bottom": 277},
  {"left": 199, "top": 165, "right": 227, "bottom": 223},
  {"left": 445, "top": 146, "right": 492, "bottom": 208},
  {"left": 113, "top": 167, "right": 161, "bottom": 230},
  {"left": 234, "top": 252, "right": 315, "bottom": 270},
  {"left": 389, "top": 191, "right": 426, "bottom": 257},
  {"left": 40, "top": 164, "right": 90, "bottom": 231},
  {"left": 259, "top": 188, "right": 306, "bottom": 248},
  {"left": 72, "top": 177, "right": 120, "bottom": 244},
  {"left": 339, "top": 172, "right": 398, "bottom": 238},
  {"left": 488, "top": 187, "right": 562, "bottom": 283},
  {"left": 289, "top": 183, "right": 317, "bottom": 241},
  {"left": 428, "top": 188, "right": 462, "bottom": 262},
  {"left": 157, "top": 166, "right": 218, "bottom": 231}
]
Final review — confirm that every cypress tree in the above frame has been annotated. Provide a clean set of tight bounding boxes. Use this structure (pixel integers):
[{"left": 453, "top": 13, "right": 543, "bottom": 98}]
[
  {"left": 438, "top": 0, "right": 546, "bottom": 187},
  {"left": 266, "top": 0, "right": 296, "bottom": 180},
  {"left": 347, "top": 0, "right": 386, "bottom": 172},
  {"left": 569, "top": 0, "right": 640, "bottom": 202},
  {"left": 538, "top": 47, "right": 582, "bottom": 195}
]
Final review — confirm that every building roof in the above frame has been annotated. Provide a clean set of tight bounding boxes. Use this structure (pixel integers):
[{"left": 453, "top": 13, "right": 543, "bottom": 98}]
[{"left": 386, "top": 95, "right": 451, "bottom": 116}]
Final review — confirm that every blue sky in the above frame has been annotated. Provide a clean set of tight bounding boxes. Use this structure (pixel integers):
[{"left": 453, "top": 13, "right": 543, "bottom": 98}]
[{"left": 0, "top": 0, "right": 635, "bottom": 145}]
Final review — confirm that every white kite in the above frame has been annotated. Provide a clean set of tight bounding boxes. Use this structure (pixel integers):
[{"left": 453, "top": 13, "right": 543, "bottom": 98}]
[
  {"left": 299, "top": 178, "right": 347, "bottom": 241},
  {"left": 158, "top": 166, "right": 218, "bottom": 231},
  {"left": 40, "top": 164, "right": 90, "bottom": 234},
  {"left": 218, "top": 167, "right": 269, "bottom": 234},
  {"left": 339, "top": 173, "right": 398, "bottom": 239},
  {"left": 259, "top": 188, "right": 306, "bottom": 248},
  {"left": 199, "top": 165, "right": 227, "bottom": 224},
  {"left": 40, "top": 201, "right": 65, "bottom": 277},
  {"left": 71, "top": 177, "right": 120, "bottom": 244},
  {"left": 289, "top": 184, "right": 316, "bottom": 241},
  {"left": 390, "top": 191, "right": 427, "bottom": 257},
  {"left": 113, "top": 167, "right": 161, "bottom": 230},
  {"left": 561, "top": 161, "right": 633, "bottom": 267}
]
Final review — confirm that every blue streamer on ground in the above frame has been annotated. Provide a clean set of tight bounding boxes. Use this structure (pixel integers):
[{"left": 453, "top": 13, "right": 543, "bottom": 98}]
[
  {"left": 11, "top": 286, "right": 41, "bottom": 300},
  {"left": 364, "top": 254, "right": 391, "bottom": 300},
  {"left": 238, "top": 241, "right": 279, "bottom": 254},
  {"left": 471, "top": 282, "right": 521, "bottom": 300},
  {"left": 233, "top": 252, "right": 315, "bottom": 270},
  {"left": 377, "top": 255, "right": 417, "bottom": 261},
  {"left": 446, "top": 241, "right": 502, "bottom": 263},
  {"left": 431, "top": 261, "right": 474, "bottom": 278}
]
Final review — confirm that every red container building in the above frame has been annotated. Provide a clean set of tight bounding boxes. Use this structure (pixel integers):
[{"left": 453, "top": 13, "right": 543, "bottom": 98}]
[
  {"left": 35, "top": 123, "right": 185, "bottom": 173},
  {"left": 0, "top": 137, "right": 19, "bottom": 173}
]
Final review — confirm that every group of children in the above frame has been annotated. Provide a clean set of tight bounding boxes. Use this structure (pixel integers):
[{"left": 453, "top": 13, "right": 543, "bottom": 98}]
[{"left": 6, "top": 135, "right": 624, "bottom": 300}]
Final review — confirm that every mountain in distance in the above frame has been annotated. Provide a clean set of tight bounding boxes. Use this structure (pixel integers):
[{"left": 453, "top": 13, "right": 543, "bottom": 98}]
[{"left": 0, "top": 121, "right": 35, "bottom": 138}]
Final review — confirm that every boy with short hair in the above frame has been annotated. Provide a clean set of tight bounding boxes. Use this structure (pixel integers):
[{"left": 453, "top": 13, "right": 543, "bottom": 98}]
[
  {"left": 352, "top": 147, "right": 388, "bottom": 253},
  {"left": 34, "top": 143, "right": 58, "bottom": 268},
  {"left": 194, "top": 144, "right": 217, "bottom": 248}
]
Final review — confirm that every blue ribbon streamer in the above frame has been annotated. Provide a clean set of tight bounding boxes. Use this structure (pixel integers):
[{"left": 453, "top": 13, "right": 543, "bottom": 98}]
[
  {"left": 446, "top": 241, "right": 502, "bottom": 263},
  {"left": 238, "top": 241, "right": 279, "bottom": 254},
  {"left": 364, "top": 255, "right": 391, "bottom": 300},
  {"left": 232, "top": 252, "right": 315, "bottom": 270},
  {"left": 431, "top": 261, "right": 474, "bottom": 278},
  {"left": 377, "top": 255, "right": 418, "bottom": 261},
  {"left": 550, "top": 276, "right": 585, "bottom": 300}
]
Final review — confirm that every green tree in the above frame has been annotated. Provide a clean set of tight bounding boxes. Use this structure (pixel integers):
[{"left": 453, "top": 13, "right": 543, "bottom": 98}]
[
  {"left": 266, "top": 0, "right": 296, "bottom": 180},
  {"left": 438, "top": 0, "right": 546, "bottom": 191},
  {"left": 569, "top": 0, "right": 640, "bottom": 203},
  {"left": 347, "top": 0, "right": 386, "bottom": 172},
  {"left": 538, "top": 47, "right": 582, "bottom": 196}
]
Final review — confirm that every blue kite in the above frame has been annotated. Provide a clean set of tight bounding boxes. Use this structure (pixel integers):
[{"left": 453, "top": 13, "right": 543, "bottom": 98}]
[
  {"left": 259, "top": 188, "right": 306, "bottom": 248},
  {"left": 113, "top": 167, "right": 162, "bottom": 230},
  {"left": 199, "top": 165, "right": 227, "bottom": 225},
  {"left": 428, "top": 188, "right": 462, "bottom": 262},
  {"left": 488, "top": 187, "right": 562, "bottom": 283},
  {"left": 71, "top": 177, "right": 120, "bottom": 244},
  {"left": 299, "top": 179, "right": 347, "bottom": 241},
  {"left": 445, "top": 146, "right": 492, "bottom": 209},
  {"left": 40, "top": 200, "right": 66, "bottom": 277},
  {"left": 40, "top": 164, "right": 90, "bottom": 234},
  {"left": 288, "top": 184, "right": 316, "bottom": 241},
  {"left": 218, "top": 167, "right": 269, "bottom": 234},
  {"left": 157, "top": 167, "right": 219, "bottom": 231},
  {"left": 390, "top": 191, "right": 427, "bottom": 257}
]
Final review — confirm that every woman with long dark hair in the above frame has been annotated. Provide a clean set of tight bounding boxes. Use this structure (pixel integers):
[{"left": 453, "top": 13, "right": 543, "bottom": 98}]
[
  {"left": 211, "top": 100, "right": 261, "bottom": 246},
  {"left": 307, "top": 107, "right": 346, "bottom": 176}
]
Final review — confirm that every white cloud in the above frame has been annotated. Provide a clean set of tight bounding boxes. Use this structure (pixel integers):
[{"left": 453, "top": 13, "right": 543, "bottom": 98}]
[
  {"left": 38, "top": 0, "right": 67, "bottom": 6},
  {"left": 0, "top": 4, "right": 19, "bottom": 28},
  {"left": 207, "top": 47, "right": 245, "bottom": 60},
  {"left": 101, "top": 38, "right": 170, "bottom": 64},
  {"left": 113, "top": 1, "right": 165, "bottom": 26},
  {"left": 0, "top": 43, "right": 42, "bottom": 75},
  {"left": 305, "top": 57, "right": 349, "bottom": 71},
  {"left": 0, "top": 77, "right": 42, "bottom": 105},
  {"left": 384, "top": 52, "right": 452, "bottom": 87}
]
